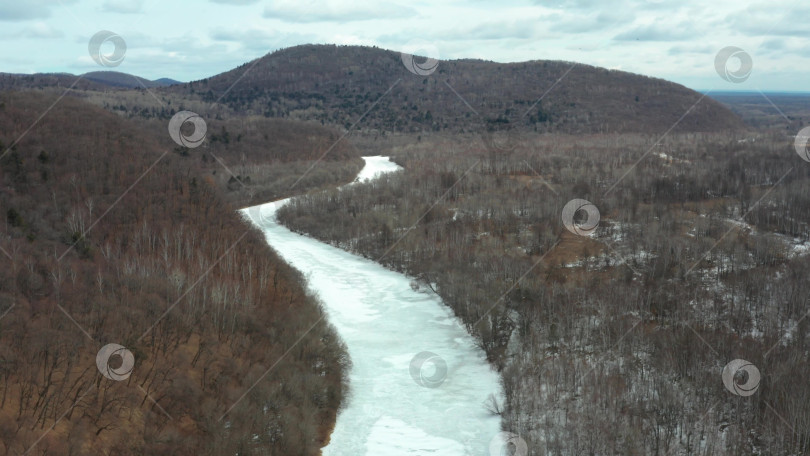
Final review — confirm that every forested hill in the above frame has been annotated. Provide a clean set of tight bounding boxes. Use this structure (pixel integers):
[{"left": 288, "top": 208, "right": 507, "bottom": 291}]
[
  {"left": 81, "top": 71, "right": 182, "bottom": 88},
  {"left": 0, "top": 72, "right": 181, "bottom": 90},
  {"left": 0, "top": 91, "right": 349, "bottom": 455},
  {"left": 178, "top": 43, "right": 746, "bottom": 135}
]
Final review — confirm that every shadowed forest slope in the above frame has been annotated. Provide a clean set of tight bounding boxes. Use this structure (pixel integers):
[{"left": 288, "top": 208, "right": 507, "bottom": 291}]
[
  {"left": 0, "top": 91, "right": 351, "bottom": 456},
  {"left": 177, "top": 44, "right": 746, "bottom": 135}
]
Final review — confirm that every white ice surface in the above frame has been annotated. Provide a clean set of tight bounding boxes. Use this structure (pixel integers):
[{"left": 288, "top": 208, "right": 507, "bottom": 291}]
[
  {"left": 241, "top": 156, "right": 502, "bottom": 455},
  {"left": 351, "top": 155, "right": 402, "bottom": 183}
]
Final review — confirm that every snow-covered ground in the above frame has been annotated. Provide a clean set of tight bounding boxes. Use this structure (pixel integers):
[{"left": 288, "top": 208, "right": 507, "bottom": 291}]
[
  {"left": 242, "top": 157, "right": 502, "bottom": 455},
  {"left": 352, "top": 155, "right": 402, "bottom": 183}
]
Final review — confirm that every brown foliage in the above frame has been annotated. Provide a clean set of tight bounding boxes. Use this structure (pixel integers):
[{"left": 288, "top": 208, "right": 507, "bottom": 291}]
[{"left": 0, "top": 91, "right": 349, "bottom": 455}]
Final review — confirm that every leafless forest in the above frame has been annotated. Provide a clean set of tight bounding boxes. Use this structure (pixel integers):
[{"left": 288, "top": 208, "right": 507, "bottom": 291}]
[
  {"left": 279, "top": 126, "right": 810, "bottom": 454},
  {"left": 0, "top": 91, "right": 355, "bottom": 455},
  {"left": 1, "top": 40, "right": 809, "bottom": 455}
]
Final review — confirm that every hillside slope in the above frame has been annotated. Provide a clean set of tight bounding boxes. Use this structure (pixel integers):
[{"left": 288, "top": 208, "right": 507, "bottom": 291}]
[
  {"left": 179, "top": 44, "right": 746, "bottom": 135},
  {"left": 0, "top": 72, "right": 181, "bottom": 92},
  {"left": 82, "top": 71, "right": 182, "bottom": 88},
  {"left": 0, "top": 91, "right": 349, "bottom": 455}
]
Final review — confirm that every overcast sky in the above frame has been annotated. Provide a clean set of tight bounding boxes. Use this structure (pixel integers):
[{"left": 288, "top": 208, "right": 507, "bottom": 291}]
[{"left": 0, "top": 0, "right": 806, "bottom": 91}]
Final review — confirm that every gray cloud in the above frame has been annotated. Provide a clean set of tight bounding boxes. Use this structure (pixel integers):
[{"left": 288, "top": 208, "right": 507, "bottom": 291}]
[
  {"left": 548, "top": 10, "right": 633, "bottom": 34},
  {"left": 760, "top": 38, "right": 785, "bottom": 52},
  {"left": 22, "top": 23, "right": 64, "bottom": 39},
  {"left": 535, "top": 0, "right": 686, "bottom": 12},
  {"left": 210, "top": 28, "right": 319, "bottom": 52},
  {"left": 210, "top": 0, "right": 260, "bottom": 4},
  {"left": 725, "top": 4, "right": 810, "bottom": 37},
  {"left": 534, "top": 0, "right": 608, "bottom": 8},
  {"left": 0, "top": 23, "right": 64, "bottom": 39},
  {"left": 263, "top": 0, "right": 416, "bottom": 23},
  {"left": 667, "top": 43, "right": 714, "bottom": 56},
  {"left": 425, "top": 18, "right": 546, "bottom": 42},
  {"left": 756, "top": 38, "right": 810, "bottom": 59},
  {"left": 468, "top": 20, "right": 538, "bottom": 40},
  {"left": 101, "top": 0, "right": 145, "bottom": 14},
  {"left": 211, "top": 28, "right": 277, "bottom": 42},
  {"left": 0, "top": 0, "right": 77, "bottom": 21},
  {"left": 613, "top": 22, "right": 697, "bottom": 42}
]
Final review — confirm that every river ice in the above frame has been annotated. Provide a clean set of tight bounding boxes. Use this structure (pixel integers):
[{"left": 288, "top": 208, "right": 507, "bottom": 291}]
[{"left": 241, "top": 156, "right": 503, "bottom": 455}]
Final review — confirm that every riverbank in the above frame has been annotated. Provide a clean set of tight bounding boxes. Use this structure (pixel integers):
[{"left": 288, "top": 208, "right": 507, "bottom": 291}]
[{"left": 242, "top": 156, "right": 503, "bottom": 455}]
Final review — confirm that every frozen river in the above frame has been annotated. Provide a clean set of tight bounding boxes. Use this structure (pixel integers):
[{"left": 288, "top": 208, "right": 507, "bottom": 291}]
[{"left": 241, "top": 156, "right": 503, "bottom": 455}]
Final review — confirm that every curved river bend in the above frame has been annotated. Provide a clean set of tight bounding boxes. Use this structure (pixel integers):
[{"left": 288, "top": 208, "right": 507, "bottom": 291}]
[{"left": 242, "top": 156, "right": 503, "bottom": 455}]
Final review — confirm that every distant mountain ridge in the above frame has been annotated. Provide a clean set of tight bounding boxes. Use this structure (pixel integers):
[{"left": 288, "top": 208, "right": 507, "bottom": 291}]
[
  {"left": 0, "top": 44, "right": 745, "bottom": 134},
  {"left": 176, "top": 44, "right": 746, "bottom": 135},
  {"left": 81, "top": 71, "right": 182, "bottom": 88},
  {"left": 0, "top": 71, "right": 182, "bottom": 90}
]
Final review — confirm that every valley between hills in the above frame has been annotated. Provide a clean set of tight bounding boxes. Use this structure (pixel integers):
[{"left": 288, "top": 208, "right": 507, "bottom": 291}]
[{"left": 1, "top": 44, "right": 809, "bottom": 455}]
